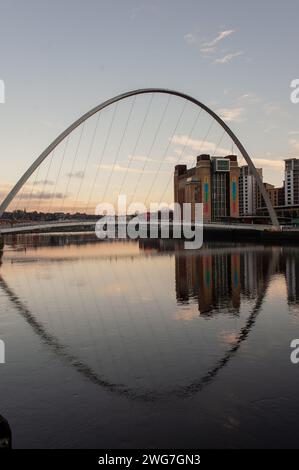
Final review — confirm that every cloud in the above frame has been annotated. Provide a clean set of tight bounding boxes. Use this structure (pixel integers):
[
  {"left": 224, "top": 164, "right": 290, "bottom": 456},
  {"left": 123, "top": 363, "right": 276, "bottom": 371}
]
[
  {"left": 66, "top": 170, "right": 85, "bottom": 179},
  {"left": 289, "top": 139, "right": 299, "bottom": 152},
  {"left": 0, "top": 183, "right": 18, "bottom": 200},
  {"left": 0, "top": 185, "right": 65, "bottom": 203},
  {"left": 263, "top": 126, "right": 278, "bottom": 134},
  {"left": 240, "top": 93, "right": 254, "bottom": 100},
  {"left": 164, "top": 155, "right": 178, "bottom": 164},
  {"left": 0, "top": 190, "right": 9, "bottom": 199},
  {"left": 184, "top": 33, "right": 197, "bottom": 44},
  {"left": 199, "top": 46, "right": 216, "bottom": 55},
  {"left": 172, "top": 134, "right": 230, "bottom": 156},
  {"left": 203, "top": 29, "right": 235, "bottom": 48},
  {"left": 32, "top": 179, "right": 54, "bottom": 186},
  {"left": 99, "top": 163, "right": 141, "bottom": 173},
  {"left": 128, "top": 155, "right": 157, "bottom": 163},
  {"left": 263, "top": 103, "right": 280, "bottom": 115},
  {"left": 217, "top": 107, "right": 244, "bottom": 122},
  {"left": 184, "top": 28, "right": 242, "bottom": 65},
  {"left": 184, "top": 29, "right": 235, "bottom": 50},
  {"left": 214, "top": 51, "right": 243, "bottom": 64},
  {"left": 163, "top": 154, "right": 195, "bottom": 165},
  {"left": 98, "top": 163, "right": 159, "bottom": 175},
  {"left": 20, "top": 191, "right": 65, "bottom": 200},
  {"left": 251, "top": 158, "right": 284, "bottom": 170},
  {"left": 238, "top": 93, "right": 261, "bottom": 104}
]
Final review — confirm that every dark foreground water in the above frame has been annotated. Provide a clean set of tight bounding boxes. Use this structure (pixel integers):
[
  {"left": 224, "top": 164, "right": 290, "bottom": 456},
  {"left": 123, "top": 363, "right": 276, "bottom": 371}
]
[{"left": 0, "top": 233, "right": 299, "bottom": 449}]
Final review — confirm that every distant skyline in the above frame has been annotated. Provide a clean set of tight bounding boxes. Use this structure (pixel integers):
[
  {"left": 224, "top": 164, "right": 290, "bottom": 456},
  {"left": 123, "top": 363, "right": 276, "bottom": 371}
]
[{"left": 1, "top": 0, "right": 299, "bottom": 211}]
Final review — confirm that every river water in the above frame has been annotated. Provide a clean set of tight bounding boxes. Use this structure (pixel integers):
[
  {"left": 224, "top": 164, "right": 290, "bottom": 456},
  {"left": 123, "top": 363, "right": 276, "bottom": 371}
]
[{"left": 0, "top": 233, "right": 298, "bottom": 448}]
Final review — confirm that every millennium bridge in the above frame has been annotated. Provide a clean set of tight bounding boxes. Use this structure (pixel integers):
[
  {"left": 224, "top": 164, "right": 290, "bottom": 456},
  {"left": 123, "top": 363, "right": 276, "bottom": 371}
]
[{"left": 0, "top": 88, "right": 280, "bottom": 243}]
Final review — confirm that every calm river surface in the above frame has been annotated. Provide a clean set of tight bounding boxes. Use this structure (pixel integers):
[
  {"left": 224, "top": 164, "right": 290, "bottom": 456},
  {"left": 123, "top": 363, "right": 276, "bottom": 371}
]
[{"left": 0, "top": 233, "right": 299, "bottom": 448}]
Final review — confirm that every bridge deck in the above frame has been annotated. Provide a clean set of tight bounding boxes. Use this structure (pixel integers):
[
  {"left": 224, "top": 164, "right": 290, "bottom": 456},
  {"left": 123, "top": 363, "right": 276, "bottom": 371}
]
[{"left": 0, "top": 220, "right": 281, "bottom": 235}]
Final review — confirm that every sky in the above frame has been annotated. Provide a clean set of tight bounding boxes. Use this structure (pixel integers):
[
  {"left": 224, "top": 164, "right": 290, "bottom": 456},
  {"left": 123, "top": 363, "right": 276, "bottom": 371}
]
[{"left": 0, "top": 0, "right": 299, "bottom": 211}]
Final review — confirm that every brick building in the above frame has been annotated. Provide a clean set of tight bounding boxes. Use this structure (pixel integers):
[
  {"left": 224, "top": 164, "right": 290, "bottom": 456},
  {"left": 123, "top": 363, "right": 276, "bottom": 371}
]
[{"left": 174, "top": 154, "right": 240, "bottom": 222}]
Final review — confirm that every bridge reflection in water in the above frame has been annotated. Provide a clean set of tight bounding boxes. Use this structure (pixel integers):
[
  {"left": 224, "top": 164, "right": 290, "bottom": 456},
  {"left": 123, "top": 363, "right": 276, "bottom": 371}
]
[
  {"left": 1, "top": 236, "right": 298, "bottom": 398},
  {"left": 1, "top": 235, "right": 299, "bottom": 448}
]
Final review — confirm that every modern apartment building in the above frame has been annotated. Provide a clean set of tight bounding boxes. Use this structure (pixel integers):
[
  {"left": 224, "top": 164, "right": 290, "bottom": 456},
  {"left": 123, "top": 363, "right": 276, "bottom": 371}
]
[
  {"left": 239, "top": 165, "right": 263, "bottom": 216},
  {"left": 285, "top": 158, "right": 299, "bottom": 206},
  {"left": 255, "top": 181, "right": 285, "bottom": 211},
  {"left": 174, "top": 154, "right": 240, "bottom": 222},
  {"left": 267, "top": 185, "right": 285, "bottom": 207}
]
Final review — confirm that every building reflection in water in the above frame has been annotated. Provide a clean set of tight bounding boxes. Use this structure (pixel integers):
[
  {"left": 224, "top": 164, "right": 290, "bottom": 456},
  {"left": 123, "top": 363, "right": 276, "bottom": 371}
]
[
  {"left": 175, "top": 249, "right": 241, "bottom": 315},
  {"left": 1, "top": 234, "right": 299, "bottom": 405},
  {"left": 174, "top": 244, "right": 299, "bottom": 316},
  {"left": 285, "top": 251, "right": 299, "bottom": 312},
  {"left": 2, "top": 234, "right": 299, "bottom": 317},
  {"left": 139, "top": 239, "right": 299, "bottom": 316}
]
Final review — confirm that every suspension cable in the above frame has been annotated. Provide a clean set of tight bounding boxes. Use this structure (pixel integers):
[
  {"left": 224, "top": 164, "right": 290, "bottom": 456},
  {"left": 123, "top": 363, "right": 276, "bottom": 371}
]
[
  {"left": 128, "top": 95, "right": 172, "bottom": 207},
  {"left": 144, "top": 100, "right": 188, "bottom": 206},
  {"left": 60, "top": 122, "right": 85, "bottom": 214},
  {"left": 159, "top": 114, "right": 215, "bottom": 206},
  {"left": 158, "top": 109, "right": 202, "bottom": 204},
  {"left": 73, "top": 111, "right": 101, "bottom": 210},
  {"left": 101, "top": 96, "right": 136, "bottom": 203},
  {"left": 47, "top": 135, "right": 70, "bottom": 214},
  {"left": 14, "top": 158, "right": 41, "bottom": 215},
  {"left": 212, "top": 129, "right": 226, "bottom": 157},
  {"left": 85, "top": 104, "right": 118, "bottom": 213},
  {"left": 36, "top": 149, "right": 55, "bottom": 212},
  {"left": 118, "top": 93, "right": 154, "bottom": 196}
]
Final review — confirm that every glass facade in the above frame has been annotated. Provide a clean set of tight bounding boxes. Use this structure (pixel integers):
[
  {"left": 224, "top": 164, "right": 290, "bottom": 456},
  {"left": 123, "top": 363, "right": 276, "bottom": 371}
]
[{"left": 212, "top": 173, "right": 228, "bottom": 220}]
